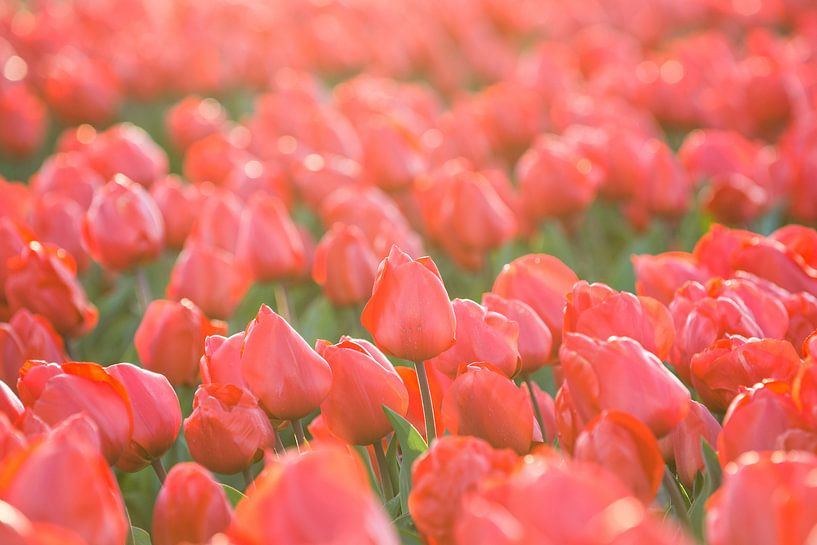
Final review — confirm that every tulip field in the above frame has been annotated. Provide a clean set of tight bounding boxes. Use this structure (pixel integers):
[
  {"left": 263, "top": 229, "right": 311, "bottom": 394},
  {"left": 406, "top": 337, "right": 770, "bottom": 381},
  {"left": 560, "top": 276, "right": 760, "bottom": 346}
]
[{"left": 6, "top": 0, "right": 817, "bottom": 544}]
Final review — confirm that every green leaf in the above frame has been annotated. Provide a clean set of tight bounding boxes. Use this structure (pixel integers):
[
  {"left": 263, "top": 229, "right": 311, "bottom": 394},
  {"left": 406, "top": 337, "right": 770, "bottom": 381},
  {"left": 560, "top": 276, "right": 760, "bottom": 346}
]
[
  {"left": 352, "top": 445, "right": 384, "bottom": 501},
  {"left": 127, "top": 527, "right": 151, "bottom": 545},
  {"left": 385, "top": 433, "right": 400, "bottom": 500},
  {"left": 383, "top": 406, "right": 428, "bottom": 514},
  {"left": 394, "top": 514, "right": 423, "bottom": 545},
  {"left": 688, "top": 439, "right": 721, "bottom": 543},
  {"left": 221, "top": 483, "right": 247, "bottom": 508},
  {"left": 385, "top": 495, "right": 402, "bottom": 518}
]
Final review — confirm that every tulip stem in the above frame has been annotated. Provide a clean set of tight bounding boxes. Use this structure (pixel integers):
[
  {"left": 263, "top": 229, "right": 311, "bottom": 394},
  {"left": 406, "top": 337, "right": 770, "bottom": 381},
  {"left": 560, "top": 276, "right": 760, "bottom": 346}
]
[
  {"left": 135, "top": 267, "right": 152, "bottom": 312},
  {"left": 662, "top": 467, "right": 691, "bottom": 529},
  {"left": 372, "top": 441, "right": 394, "bottom": 499},
  {"left": 274, "top": 283, "right": 294, "bottom": 325},
  {"left": 524, "top": 375, "right": 548, "bottom": 443},
  {"left": 151, "top": 458, "right": 167, "bottom": 484},
  {"left": 414, "top": 360, "right": 437, "bottom": 444},
  {"left": 242, "top": 467, "right": 254, "bottom": 491},
  {"left": 274, "top": 429, "right": 285, "bottom": 454},
  {"left": 291, "top": 419, "right": 305, "bottom": 451}
]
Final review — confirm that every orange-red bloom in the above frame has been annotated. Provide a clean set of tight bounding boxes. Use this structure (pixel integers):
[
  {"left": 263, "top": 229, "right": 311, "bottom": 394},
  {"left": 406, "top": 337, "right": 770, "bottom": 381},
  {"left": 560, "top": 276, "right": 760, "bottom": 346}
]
[{"left": 312, "top": 223, "right": 378, "bottom": 307}]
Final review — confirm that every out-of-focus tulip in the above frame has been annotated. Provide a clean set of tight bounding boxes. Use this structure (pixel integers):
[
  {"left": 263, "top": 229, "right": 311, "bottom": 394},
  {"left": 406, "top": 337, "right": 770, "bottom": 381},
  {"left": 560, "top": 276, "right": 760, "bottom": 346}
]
[
  {"left": 29, "top": 194, "right": 88, "bottom": 271},
  {"left": 0, "top": 382, "right": 23, "bottom": 422},
  {"left": 0, "top": 84, "right": 46, "bottom": 159},
  {"left": 183, "top": 131, "right": 252, "bottom": 187},
  {"left": 134, "top": 299, "right": 226, "bottom": 387},
  {"left": 200, "top": 333, "right": 246, "bottom": 388},
  {"left": 492, "top": 254, "right": 578, "bottom": 341},
  {"left": 573, "top": 411, "right": 664, "bottom": 503},
  {"left": 560, "top": 333, "right": 690, "bottom": 437},
  {"left": 17, "top": 361, "right": 132, "bottom": 465},
  {"left": 442, "top": 363, "right": 533, "bottom": 454},
  {"left": 0, "top": 219, "right": 30, "bottom": 319},
  {"left": 5, "top": 242, "right": 98, "bottom": 337},
  {"left": 361, "top": 245, "right": 456, "bottom": 362},
  {"left": 190, "top": 188, "right": 243, "bottom": 254},
  {"left": 0, "top": 309, "right": 65, "bottom": 391},
  {"left": 82, "top": 175, "right": 165, "bottom": 271},
  {"left": 166, "top": 241, "right": 251, "bottom": 320},
  {"left": 706, "top": 451, "right": 817, "bottom": 545},
  {"left": 30, "top": 152, "right": 104, "bottom": 210},
  {"left": 166, "top": 96, "right": 228, "bottom": 152},
  {"left": 482, "top": 293, "right": 553, "bottom": 372},
  {"left": 150, "top": 176, "right": 201, "bottom": 249},
  {"left": 702, "top": 173, "right": 769, "bottom": 225},
  {"left": 660, "top": 401, "right": 721, "bottom": 487},
  {"left": 316, "top": 338, "right": 408, "bottom": 445},
  {"left": 228, "top": 447, "right": 399, "bottom": 545},
  {"left": 42, "top": 53, "right": 121, "bottom": 125},
  {"left": 429, "top": 298, "right": 519, "bottom": 378},
  {"left": 312, "top": 223, "right": 378, "bottom": 307},
  {"left": 395, "top": 365, "right": 448, "bottom": 441},
  {"left": 409, "top": 436, "right": 517, "bottom": 545},
  {"left": 152, "top": 462, "right": 232, "bottom": 545},
  {"left": 631, "top": 252, "right": 709, "bottom": 305},
  {"left": 291, "top": 153, "right": 360, "bottom": 210},
  {"left": 358, "top": 114, "right": 426, "bottom": 192},
  {"left": 106, "top": 363, "right": 181, "bottom": 472},
  {"left": 87, "top": 124, "right": 168, "bottom": 188},
  {"left": 241, "top": 305, "right": 332, "bottom": 420},
  {"left": 235, "top": 194, "right": 305, "bottom": 282},
  {"left": 0, "top": 498, "right": 90, "bottom": 545},
  {"left": 0, "top": 416, "right": 128, "bottom": 545},
  {"left": 184, "top": 384, "right": 274, "bottom": 475}
]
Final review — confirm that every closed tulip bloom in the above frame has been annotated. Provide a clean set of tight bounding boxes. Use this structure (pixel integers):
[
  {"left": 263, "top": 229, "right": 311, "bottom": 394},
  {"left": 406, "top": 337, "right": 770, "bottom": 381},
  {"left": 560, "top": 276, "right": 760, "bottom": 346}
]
[
  {"left": 17, "top": 361, "right": 132, "bottom": 465},
  {"left": 150, "top": 176, "right": 201, "bottom": 249},
  {"left": 166, "top": 241, "right": 252, "bottom": 320},
  {"left": 560, "top": 333, "right": 690, "bottom": 437},
  {"left": 574, "top": 411, "right": 664, "bottom": 503},
  {"left": 229, "top": 447, "right": 399, "bottom": 545},
  {"left": 631, "top": 252, "right": 709, "bottom": 305},
  {"left": 135, "top": 299, "right": 227, "bottom": 386},
  {"left": 5, "top": 242, "right": 98, "bottom": 337},
  {"left": 409, "top": 436, "right": 518, "bottom": 545},
  {"left": 0, "top": 382, "right": 23, "bottom": 422},
  {"left": 87, "top": 124, "right": 168, "bottom": 188},
  {"left": 0, "top": 84, "right": 46, "bottom": 159},
  {"left": 316, "top": 338, "right": 409, "bottom": 445},
  {"left": 152, "top": 463, "right": 232, "bottom": 545},
  {"left": 0, "top": 310, "right": 66, "bottom": 391},
  {"left": 0, "top": 416, "right": 128, "bottom": 545},
  {"left": 189, "top": 188, "right": 243, "bottom": 254},
  {"left": 707, "top": 451, "right": 817, "bottom": 545},
  {"left": 235, "top": 194, "right": 305, "bottom": 282},
  {"left": 731, "top": 237, "right": 817, "bottom": 298},
  {"left": 554, "top": 384, "right": 587, "bottom": 454},
  {"left": 31, "top": 152, "right": 104, "bottom": 210},
  {"left": 442, "top": 363, "right": 533, "bottom": 454},
  {"left": 241, "top": 305, "right": 331, "bottom": 420},
  {"left": 200, "top": 333, "right": 246, "bottom": 388},
  {"left": 0, "top": 498, "right": 90, "bottom": 545},
  {"left": 395, "top": 365, "right": 448, "bottom": 441},
  {"left": 29, "top": 194, "right": 89, "bottom": 272},
  {"left": 165, "top": 96, "right": 228, "bottom": 152},
  {"left": 482, "top": 293, "right": 553, "bottom": 372},
  {"left": 362, "top": 245, "right": 456, "bottom": 362},
  {"left": 82, "top": 175, "right": 165, "bottom": 271},
  {"left": 312, "top": 224, "right": 378, "bottom": 307},
  {"left": 492, "top": 254, "right": 578, "bottom": 341},
  {"left": 106, "top": 363, "right": 181, "bottom": 472},
  {"left": 660, "top": 401, "right": 721, "bottom": 487}
]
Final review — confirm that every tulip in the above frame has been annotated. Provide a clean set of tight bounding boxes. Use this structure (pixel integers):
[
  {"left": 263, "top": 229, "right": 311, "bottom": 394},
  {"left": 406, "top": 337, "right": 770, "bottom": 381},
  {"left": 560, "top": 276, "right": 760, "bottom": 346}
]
[
  {"left": 701, "top": 173, "right": 769, "bottom": 225},
  {"left": 660, "top": 401, "right": 721, "bottom": 487},
  {"left": 0, "top": 415, "right": 128, "bottom": 545},
  {"left": 631, "top": 252, "right": 709, "bottom": 305},
  {"left": 228, "top": 447, "right": 399, "bottom": 545},
  {"left": 8, "top": 310, "right": 67, "bottom": 385},
  {"left": 573, "top": 411, "right": 664, "bottom": 503},
  {"left": 0, "top": 381, "right": 23, "bottom": 422},
  {"left": 17, "top": 361, "right": 132, "bottom": 465},
  {"left": 183, "top": 131, "right": 252, "bottom": 187},
  {"left": 87, "top": 124, "right": 168, "bottom": 188},
  {"left": 560, "top": 333, "right": 690, "bottom": 437},
  {"left": 5, "top": 242, "right": 98, "bottom": 337},
  {"left": 731, "top": 237, "right": 817, "bottom": 298},
  {"left": 0, "top": 413, "right": 26, "bottom": 465},
  {"left": 0, "top": 498, "right": 90, "bottom": 545},
  {"left": 0, "top": 84, "right": 46, "bottom": 159},
  {"left": 152, "top": 462, "right": 233, "bottom": 545},
  {"left": 482, "top": 293, "right": 553, "bottom": 372},
  {"left": 395, "top": 365, "right": 448, "bottom": 441},
  {"left": 312, "top": 223, "right": 378, "bottom": 307},
  {"left": 200, "top": 333, "right": 246, "bottom": 388},
  {"left": 523, "top": 381, "right": 557, "bottom": 444},
  {"left": 316, "top": 338, "right": 409, "bottom": 446},
  {"left": 150, "top": 176, "right": 201, "bottom": 249},
  {"left": 29, "top": 194, "right": 88, "bottom": 271},
  {"left": 428, "top": 298, "right": 520, "bottom": 378},
  {"left": 106, "top": 363, "right": 181, "bottom": 473},
  {"left": 706, "top": 451, "right": 817, "bottom": 545},
  {"left": 409, "top": 436, "right": 517, "bottom": 545},
  {"left": 291, "top": 153, "right": 360, "bottom": 210},
  {"left": 770, "top": 225, "right": 817, "bottom": 269},
  {"left": 166, "top": 241, "right": 251, "bottom": 320},
  {"left": 183, "top": 384, "right": 275, "bottom": 475},
  {"left": 134, "top": 299, "right": 227, "bottom": 386},
  {"left": 553, "top": 384, "right": 586, "bottom": 454},
  {"left": 442, "top": 363, "right": 533, "bottom": 454},
  {"left": 358, "top": 113, "right": 426, "bottom": 192},
  {"left": 31, "top": 152, "right": 104, "bottom": 210},
  {"left": 165, "top": 96, "right": 228, "bottom": 152},
  {"left": 189, "top": 188, "right": 243, "bottom": 254},
  {"left": 0, "top": 219, "right": 31, "bottom": 320},
  {"left": 492, "top": 254, "right": 578, "bottom": 342}
]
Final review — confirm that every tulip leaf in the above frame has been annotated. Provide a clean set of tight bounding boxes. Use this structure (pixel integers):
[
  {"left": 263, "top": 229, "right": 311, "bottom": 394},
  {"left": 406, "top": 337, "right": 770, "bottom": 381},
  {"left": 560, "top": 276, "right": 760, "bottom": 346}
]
[
  {"left": 221, "top": 483, "right": 246, "bottom": 508},
  {"left": 128, "top": 527, "right": 151, "bottom": 545},
  {"left": 352, "top": 445, "right": 384, "bottom": 501},
  {"left": 688, "top": 439, "right": 721, "bottom": 543},
  {"left": 385, "top": 433, "right": 400, "bottom": 497},
  {"left": 394, "top": 514, "right": 423, "bottom": 545},
  {"left": 383, "top": 406, "right": 428, "bottom": 514}
]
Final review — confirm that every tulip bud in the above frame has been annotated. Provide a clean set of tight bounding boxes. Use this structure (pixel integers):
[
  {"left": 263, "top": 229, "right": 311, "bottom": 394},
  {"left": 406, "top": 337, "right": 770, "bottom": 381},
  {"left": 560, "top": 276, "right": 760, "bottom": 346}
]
[
  {"left": 134, "top": 299, "right": 227, "bottom": 386},
  {"left": 150, "top": 176, "right": 201, "bottom": 249},
  {"left": 152, "top": 462, "right": 232, "bottom": 545},
  {"left": 241, "top": 305, "right": 332, "bottom": 420},
  {"left": 316, "top": 338, "right": 409, "bottom": 445},
  {"left": 106, "top": 363, "right": 181, "bottom": 472},
  {"left": 31, "top": 152, "right": 104, "bottom": 210},
  {"left": 0, "top": 84, "right": 46, "bottom": 159},
  {"left": 183, "top": 384, "right": 274, "bottom": 475},
  {"left": 165, "top": 96, "right": 228, "bottom": 152},
  {"left": 482, "top": 293, "right": 553, "bottom": 372},
  {"left": 631, "top": 251, "right": 708, "bottom": 305},
  {"left": 200, "top": 333, "right": 246, "bottom": 388},
  {"left": 660, "top": 401, "right": 721, "bottom": 487},
  {"left": 312, "top": 224, "right": 378, "bottom": 307},
  {"left": 442, "top": 363, "right": 533, "bottom": 454},
  {"left": 235, "top": 194, "right": 304, "bottom": 282},
  {"left": 362, "top": 245, "right": 456, "bottom": 362},
  {"left": 87, "top": 124, "right": 168, "bottom": 188},
  {"left": 190, "top": 188, "right": 243, "bottom": 254},
  {"left": 82, "top": 175, "right": 164, "bottom": 271},
  {"left": 29, "top": 194, "right": 89, "bottom": 271}
]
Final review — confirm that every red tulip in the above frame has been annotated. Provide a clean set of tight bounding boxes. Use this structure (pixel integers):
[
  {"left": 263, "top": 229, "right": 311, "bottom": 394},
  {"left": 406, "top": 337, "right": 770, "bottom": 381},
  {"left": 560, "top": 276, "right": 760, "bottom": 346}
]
[
  {"left": 731, "top": 237, "right": 817, "bottom": 299},
  {"left": 660, "top": 401, "right": 721, "bottom": 487},
  {"left": 17, "top": 361, "right": 132, "bottom": 465},
  {"left": 394, "top": 365, "right": 448, "bottom": 441},
  {"left": 429, "top": 298, "right": 520, "bottom": 378},
  {"left": 87, "top": 124, "right": 168, "bottom": 189},
  {"left": 409, "top": 436, "right": 517, "bottom": 545},
  {"left": 135, "top": 299, "right": 226, "bottom": 386},
  {"left": 82, "top": 175, "right": 165, "bottom": 271},
  {"left": 0, "top": 498, "right": 90, "bottom": 545},
  {"left": 482, "top": 293, "right": 553, "bottom": 372},
  {"left": 560, "top": 333, "right": 690, "bottom": 437},
  {"left": 165, "top": 96, "right": 228, "bottom": 152},
  {"left": 0, "top": 412, "right": 25, "bottom": 465},
  {"left": 5, "top": 242, "right": 98, "bottom": 337},
  {"left": 152, "top": 462, "right": 233, "bottom": 545},
  {"left": 442, "top": 363, "right": 533, "bottom": 454},
  {"left": 183, "top": 131, "right": 252, "bottom": 188},
  {"left": 631, "top": 252, "right": 708, "bottom": 305},
  {"left": 200, "top": 333, "right": 246, "bottom": 388},
  {"left": 316, "top": 338, "right": 408, "bottom": 445},
  {"left": 574, "top": 411, "right": 664, "bottom": 503},
  {"left": 0, "top": 219, "right": 31, "bottom": 320},
  {"left": 770, "top": 225, "right": 817, "bottom": 269},
  {"left": 361, "top": 245, "right": 456, "bottom": 362},
  {"left": 150, "top": 176, "right": 201, "bottom": 249},
  {"left": 29, "top": 194, "right": 88, "bottom": 271},
  {"left": 184, "top": 384, "right": 274, "bottom": 475},
  {"left": 492, "top": 254, "right": 578, "bottom": 341},
  {"left": 106, "top": 363, "right": 181, "bottom": 472},
  {"left": 228, "top": 447, "right": 399, "bottom": 545},
  {"left": 241, "top": 304, "right": 332, "bottom": 420},
  {"left": 31, "top": 152, "right": 104, "bottom": 210},
  {"left": 358, "top": 113, "right": 426, "bottom": 192},
  {"left": 189, "top": 188, "right": 243, "bottom": 254},
  {"left": 0, "top": 309, "right": 65, "bottom": 392},
  {"left": 312, "top": 223, "right": 378, "bottom": 307},
  {"left": 0, "top": 381, "right": 23, "bottom": 422},
  {"left": 0, "top": 84, "right": 46, "bottom": 159}
]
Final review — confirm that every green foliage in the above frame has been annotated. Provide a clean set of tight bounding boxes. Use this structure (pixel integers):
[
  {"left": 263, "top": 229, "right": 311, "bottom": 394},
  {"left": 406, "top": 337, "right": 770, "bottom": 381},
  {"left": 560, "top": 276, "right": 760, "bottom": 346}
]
[
  {"left": 383, "top": 406, "right": 429, "bottom": 515},
  {"left": 689, "top": 440, "right": 723, "bottom": 543}
]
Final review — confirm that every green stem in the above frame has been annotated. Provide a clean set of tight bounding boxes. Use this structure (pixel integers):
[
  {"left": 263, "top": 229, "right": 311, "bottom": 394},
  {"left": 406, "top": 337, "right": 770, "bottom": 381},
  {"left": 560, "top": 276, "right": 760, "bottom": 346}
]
[
  {"left": 415, "top": 360, "right": 437, "bottom": 444},
  {"left": 524, "top": 375, "right": 548, "bottom": 443},
  {"left": 274, "top": 429, "right": 285, "bottom": 454},
  {"left": 663, "top": 466, "right": 692, "bottom": 529},
  {"left": 372, "top": 441, "right": 394, "bottom": 499},
  {"left": 151, "top": 458, "right": 167, "bottom": 484}
]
